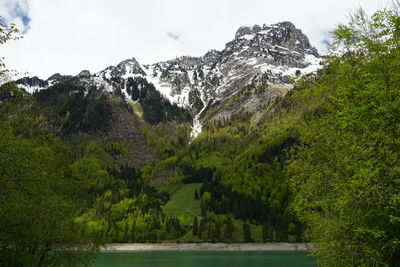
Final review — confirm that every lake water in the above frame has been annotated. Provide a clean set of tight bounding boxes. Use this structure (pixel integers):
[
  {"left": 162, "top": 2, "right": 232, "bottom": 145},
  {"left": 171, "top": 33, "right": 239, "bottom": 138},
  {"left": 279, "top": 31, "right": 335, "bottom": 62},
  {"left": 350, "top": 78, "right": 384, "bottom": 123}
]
[{"left": 91, "top": 251, "right": 317, "bottom": 267}]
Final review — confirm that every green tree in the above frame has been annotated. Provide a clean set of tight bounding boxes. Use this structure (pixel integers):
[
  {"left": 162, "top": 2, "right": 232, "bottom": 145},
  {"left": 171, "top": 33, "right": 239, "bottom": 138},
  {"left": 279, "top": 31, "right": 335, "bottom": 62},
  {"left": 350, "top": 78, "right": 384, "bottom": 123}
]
[
  {"left": 198, "top": 218, "right": 208, "bottom": 240},
  {"left": 262, "top": 223, "right": 270, "bottom": 243},
  {"left": 130, "top": 220, "right": 136, "bottom": 242},
  {"left": 123, "top": 222, "right": 129, "bottom": 243},
  {"left": 193, "top": 216, "right": 199, "bottom": 236},
  {"left": 288, "top": 6, "right": 400, "bottom": 266},
  {"left": 222, "top": 217, "right": 234, "bottom": 240},
  {"left": 242, "top": 221, "right": 253, "bottom": 243},
  {"left": 0, "top": 17, "right": 21, "bottom": 84},
  {"left": 215, "top": 220, "right": 221, "bottom": 241},
  {"left": 0, "top": 24, "right": 100, "bottom": 263},
  {"left": 0, "top": 125, "right": 100, "bottom": 266},
  {"left": 200, "top": 192, "right": 211, "bottom": 217}
]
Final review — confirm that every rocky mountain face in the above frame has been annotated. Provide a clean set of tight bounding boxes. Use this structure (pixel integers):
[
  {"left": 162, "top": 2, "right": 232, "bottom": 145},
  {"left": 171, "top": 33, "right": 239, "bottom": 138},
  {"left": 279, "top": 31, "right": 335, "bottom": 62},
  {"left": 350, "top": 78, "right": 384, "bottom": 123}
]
[
  {"left": 16, "top": 21, "right": 321, "bottom": 139},
  {"left": 143, "top": 21, "right": 319, "bottom": 106}
]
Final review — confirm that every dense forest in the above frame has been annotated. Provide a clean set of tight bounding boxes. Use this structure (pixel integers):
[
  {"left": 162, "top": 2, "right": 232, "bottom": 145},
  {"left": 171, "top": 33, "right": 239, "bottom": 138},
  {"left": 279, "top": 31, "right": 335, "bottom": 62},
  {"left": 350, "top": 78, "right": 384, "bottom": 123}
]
[{"left": 1, "top": 5, "right": 400, "bottom": 267}]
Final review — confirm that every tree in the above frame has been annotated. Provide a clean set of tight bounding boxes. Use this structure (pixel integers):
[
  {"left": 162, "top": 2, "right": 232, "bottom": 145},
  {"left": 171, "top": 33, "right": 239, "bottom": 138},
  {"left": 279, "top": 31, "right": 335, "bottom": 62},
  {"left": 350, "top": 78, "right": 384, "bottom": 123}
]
[
  {"left": 215, "top": 221, "right": 221, "bottom": 241},
  {"left": 262, "top": 223, "right": 269, "bottom": 243},
  {"left": 0, "top": 17, "right": 21, "bottom": 85},
  {"left": 0, "top": 124, "right": 100, "bottom": 266},
  {"left": 130, "top": 220, "right": 136, "bottom": 242},
  {"left": 288, "top": 6, "right": 400, "bottom": 266},
  {"left": 222, "top": 217, "right": 234, "bottom": 240},
  {"left": 208, "top": 223, "right": 216, "bottom": 242},
  {"left": 200, "top": 192, "right": 211, "bottom": 217},
  {"left": 242, "top": 221, "right": 253, "bottom": 243},
  {"left": 198, "top": 218, "right": 208, "bottom": 240},
  {"left": 193, "top": 216, "right": 199, "bottom": 236},
  {"left": 0, "top": 25, "right": 100, "bottom": 264},
  {"left": 123, "top": 222, "right": 129, "bottom": 243}
]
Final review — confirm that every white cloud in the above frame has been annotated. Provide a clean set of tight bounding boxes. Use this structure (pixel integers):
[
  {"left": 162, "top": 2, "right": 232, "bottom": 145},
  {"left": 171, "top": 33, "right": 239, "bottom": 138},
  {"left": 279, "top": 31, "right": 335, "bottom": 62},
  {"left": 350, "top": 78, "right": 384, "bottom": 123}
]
[
  {"left": 0, "top": 0, "right": 30, "bottom": 31},
  {"left": 1, "top": 0, "right": 392, "bottom": 79}
]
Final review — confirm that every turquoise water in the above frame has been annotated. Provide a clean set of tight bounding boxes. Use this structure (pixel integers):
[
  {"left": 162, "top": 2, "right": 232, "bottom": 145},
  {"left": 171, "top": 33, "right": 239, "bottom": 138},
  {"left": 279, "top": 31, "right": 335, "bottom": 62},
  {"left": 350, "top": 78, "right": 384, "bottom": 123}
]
[{"left": 91, "top": 251, "right": 317, "bottom": 267}]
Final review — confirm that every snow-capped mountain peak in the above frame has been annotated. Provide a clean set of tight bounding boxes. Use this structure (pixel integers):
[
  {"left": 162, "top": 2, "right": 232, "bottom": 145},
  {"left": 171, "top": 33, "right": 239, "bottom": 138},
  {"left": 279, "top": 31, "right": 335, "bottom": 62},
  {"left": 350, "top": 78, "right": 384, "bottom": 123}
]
[{"left": 16, "top": 21, "right": 322, "bottom": 139}]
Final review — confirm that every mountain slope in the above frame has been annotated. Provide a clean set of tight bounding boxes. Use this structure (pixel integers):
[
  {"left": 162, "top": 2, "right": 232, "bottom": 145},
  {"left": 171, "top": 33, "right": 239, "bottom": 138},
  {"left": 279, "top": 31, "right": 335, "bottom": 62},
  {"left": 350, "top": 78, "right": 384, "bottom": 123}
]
[
  {"left": 2, "top": 20, "right": 325, "bottom": 247},
  {"left": 16, "top": 21, "right": 320, "bottom": 139}
]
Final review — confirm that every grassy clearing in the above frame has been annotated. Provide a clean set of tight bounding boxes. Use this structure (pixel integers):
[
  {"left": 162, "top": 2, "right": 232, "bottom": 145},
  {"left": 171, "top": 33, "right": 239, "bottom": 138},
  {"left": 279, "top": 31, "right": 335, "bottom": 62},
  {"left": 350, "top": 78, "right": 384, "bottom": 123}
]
[
  {"left": 163, "top": 184, "right": 271, "bottom": 243},
  {"left": 131, "top": 103, "right": 143, "bottom": 120},
  {"left": 163, "top": 183, "right": 202, "bottom": 218}
]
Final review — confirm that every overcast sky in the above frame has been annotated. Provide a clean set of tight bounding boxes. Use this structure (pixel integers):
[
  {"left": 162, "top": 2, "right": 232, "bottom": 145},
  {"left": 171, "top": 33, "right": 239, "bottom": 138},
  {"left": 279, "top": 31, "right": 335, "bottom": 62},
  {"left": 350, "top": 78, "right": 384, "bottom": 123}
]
[{"left": 0, "top": 0, "right": 391, "bottom": 79}]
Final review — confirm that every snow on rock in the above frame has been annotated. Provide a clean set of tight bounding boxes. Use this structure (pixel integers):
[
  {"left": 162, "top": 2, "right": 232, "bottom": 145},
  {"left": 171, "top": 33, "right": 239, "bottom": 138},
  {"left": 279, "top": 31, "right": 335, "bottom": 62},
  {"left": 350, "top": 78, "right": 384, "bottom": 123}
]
[
  {"left": 190, "top": 104, "right": 207, "bottom": 141},
  {"left": 15, "top": 21, "right": 322, "bottom": 141}
]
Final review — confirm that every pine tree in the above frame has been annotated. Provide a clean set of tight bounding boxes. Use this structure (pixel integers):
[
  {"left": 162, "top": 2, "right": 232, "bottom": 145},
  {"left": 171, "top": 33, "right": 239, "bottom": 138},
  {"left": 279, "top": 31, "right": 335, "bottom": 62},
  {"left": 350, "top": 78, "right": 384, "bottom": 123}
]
[
  {"left": 193, "top": 216, "right": 199, "bottom": 236},
  {"left": 223, "top": 217, "right": 234, "bottom": 240},
  {"left": 215, "top": 221, "right": 221, "bottom": 241},
  {"left": 200, "top": 192, "right": 211, "bottom": 217},
  {"left": 243, "top": 221, "right": 253, "bottom": 243},
  {"left": 130, "top": 220, "right": 136, "bottom": 242},
  {"left": 262, "top": 223, "right": 269, "bottom": 243},
  {"left": 199, "top": 218, "right": 208, "bottom": 240},
  {"left": 123, "top": 222, "right": 129, "bottom": 243}
]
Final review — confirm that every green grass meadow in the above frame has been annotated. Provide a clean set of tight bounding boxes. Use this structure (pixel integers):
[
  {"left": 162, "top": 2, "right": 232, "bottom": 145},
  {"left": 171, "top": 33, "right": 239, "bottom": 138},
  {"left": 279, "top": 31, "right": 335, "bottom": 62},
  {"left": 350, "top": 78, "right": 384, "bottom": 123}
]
[{"left": 162, "top": 183, "right": 202, "bottom": 218}]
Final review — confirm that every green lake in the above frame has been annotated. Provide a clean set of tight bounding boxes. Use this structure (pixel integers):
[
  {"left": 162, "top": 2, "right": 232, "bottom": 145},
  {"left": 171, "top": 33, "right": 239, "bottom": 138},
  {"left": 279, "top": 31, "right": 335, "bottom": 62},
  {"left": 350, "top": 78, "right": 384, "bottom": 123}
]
[{"left": 91, "top": 251, "right": 317, "bottom": 266}]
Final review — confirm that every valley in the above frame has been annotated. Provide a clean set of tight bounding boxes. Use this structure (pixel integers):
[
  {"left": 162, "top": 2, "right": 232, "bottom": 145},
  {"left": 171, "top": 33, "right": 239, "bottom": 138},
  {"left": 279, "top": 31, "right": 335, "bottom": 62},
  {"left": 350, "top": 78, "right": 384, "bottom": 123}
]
[
  {"left": 1, "top": 5, "right": 399, "bottom": 266},
  {"left": 10, "top": 21, "right": 321, "bottom": 246}
]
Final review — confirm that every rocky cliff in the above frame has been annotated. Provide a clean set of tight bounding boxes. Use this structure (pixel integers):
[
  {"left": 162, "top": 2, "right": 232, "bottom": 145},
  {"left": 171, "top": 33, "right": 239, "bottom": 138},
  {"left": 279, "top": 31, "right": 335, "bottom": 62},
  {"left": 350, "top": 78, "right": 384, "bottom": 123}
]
[{"left": 16, "top": 21, "right": 321, "bottom": 139}]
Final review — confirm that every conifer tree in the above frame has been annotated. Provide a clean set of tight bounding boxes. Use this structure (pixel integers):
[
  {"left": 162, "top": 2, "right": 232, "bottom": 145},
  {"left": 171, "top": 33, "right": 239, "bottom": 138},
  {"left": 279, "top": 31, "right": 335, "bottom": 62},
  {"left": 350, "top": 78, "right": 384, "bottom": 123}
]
[
  {"left": 193, "top": 216, "right": 199, "bottom": 236},
  {"left": 243, "top": 221, "right": 253, "bottom": 242}
]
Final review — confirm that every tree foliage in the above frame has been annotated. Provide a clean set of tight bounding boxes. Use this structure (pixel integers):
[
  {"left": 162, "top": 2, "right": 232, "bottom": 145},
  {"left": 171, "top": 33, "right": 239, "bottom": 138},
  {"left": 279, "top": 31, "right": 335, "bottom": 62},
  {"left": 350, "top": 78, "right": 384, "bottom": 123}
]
[
  {"left": 288, "top": 7, "right": 400, "bottom": 266},
  {"left": 0, "top": 18, "right": 21, "bottom": 84},
  {"left": 0, "top": 90, "right": 100, "bottom": 266}
]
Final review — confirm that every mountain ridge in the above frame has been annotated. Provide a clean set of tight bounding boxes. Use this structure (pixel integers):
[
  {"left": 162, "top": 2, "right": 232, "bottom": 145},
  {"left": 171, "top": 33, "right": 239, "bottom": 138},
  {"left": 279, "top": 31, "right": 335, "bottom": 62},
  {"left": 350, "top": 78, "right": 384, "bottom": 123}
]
[{"left": 16, "top": 21, "right": 321, "bottom": 138}]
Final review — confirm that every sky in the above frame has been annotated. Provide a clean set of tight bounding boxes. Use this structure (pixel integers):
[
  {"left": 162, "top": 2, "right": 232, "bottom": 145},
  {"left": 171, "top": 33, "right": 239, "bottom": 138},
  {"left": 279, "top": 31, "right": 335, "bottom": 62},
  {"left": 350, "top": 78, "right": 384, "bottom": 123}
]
[{"left": 0, "top": 0, "right": 392, "bottom": 79}]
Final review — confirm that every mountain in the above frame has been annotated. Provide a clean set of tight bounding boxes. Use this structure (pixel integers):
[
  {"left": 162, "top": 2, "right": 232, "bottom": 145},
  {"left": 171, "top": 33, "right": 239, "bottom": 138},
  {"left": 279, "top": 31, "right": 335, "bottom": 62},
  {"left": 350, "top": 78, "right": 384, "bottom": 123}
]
[
  {"left": 144, "top": 21, "right": 319, "bottom": 108},
  {"left": 16, "top": 21, "right": 321, "bottom": 139},
  {"left": 4, "top": 8, "right": 400, "bottom": 265}
]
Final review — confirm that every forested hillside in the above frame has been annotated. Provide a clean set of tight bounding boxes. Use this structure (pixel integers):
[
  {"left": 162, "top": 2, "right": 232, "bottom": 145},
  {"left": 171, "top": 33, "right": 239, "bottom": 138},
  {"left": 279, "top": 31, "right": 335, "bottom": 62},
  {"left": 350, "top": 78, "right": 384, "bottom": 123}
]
[{"left": 1, "top": 5, "right": 399, "bottom": 267}]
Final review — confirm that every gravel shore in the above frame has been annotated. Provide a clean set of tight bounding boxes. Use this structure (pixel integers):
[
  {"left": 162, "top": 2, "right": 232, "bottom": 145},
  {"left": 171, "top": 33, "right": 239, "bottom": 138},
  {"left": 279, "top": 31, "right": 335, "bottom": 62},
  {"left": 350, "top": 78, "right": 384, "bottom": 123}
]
[{"left": 103, "top": 243, "right": 314, "bottom": 251}]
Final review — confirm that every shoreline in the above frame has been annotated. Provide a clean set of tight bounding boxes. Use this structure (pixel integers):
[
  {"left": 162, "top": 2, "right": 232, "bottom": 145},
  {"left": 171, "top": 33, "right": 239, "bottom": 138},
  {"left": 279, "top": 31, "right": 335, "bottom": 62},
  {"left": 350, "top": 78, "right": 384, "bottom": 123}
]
[{"left": 102, "top": 242, "right": 314, "bottom": 251}]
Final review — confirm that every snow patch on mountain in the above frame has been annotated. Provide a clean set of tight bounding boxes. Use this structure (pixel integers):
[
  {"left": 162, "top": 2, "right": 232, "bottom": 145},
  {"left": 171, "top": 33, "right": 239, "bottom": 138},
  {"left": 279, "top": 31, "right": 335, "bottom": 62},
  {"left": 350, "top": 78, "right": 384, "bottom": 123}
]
[
  {"left": 16, "top": 21, "right": 322, "bottom": 140},
  {"left": 190, "top": 104, "right": 207, "bottom": 140}
]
